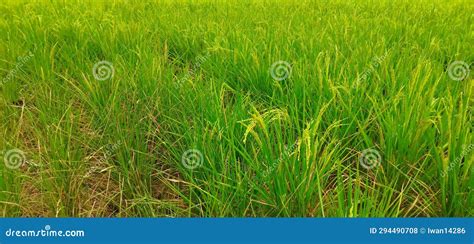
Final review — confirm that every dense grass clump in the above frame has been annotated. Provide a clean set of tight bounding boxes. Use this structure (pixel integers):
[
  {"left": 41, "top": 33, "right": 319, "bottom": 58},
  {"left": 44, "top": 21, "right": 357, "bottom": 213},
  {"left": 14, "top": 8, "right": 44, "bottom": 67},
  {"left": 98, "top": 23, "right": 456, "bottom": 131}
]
[{"left": 0, "top": 0, "right": 472, "bottom": 217}]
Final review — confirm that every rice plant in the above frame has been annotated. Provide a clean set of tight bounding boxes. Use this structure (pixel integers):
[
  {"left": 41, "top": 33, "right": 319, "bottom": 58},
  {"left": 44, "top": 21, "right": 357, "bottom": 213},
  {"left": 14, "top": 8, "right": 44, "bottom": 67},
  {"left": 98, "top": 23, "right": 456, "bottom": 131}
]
[{"left": 0, "top": 0, "right": 472, "bottom": 217}]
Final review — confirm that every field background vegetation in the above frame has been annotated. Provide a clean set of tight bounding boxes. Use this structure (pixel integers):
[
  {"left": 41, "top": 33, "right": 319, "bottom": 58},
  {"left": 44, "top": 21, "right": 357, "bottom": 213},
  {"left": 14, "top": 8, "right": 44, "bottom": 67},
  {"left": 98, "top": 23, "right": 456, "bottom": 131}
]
[{"left": 0, "top": 0, "right": 472, "bottom": 217}]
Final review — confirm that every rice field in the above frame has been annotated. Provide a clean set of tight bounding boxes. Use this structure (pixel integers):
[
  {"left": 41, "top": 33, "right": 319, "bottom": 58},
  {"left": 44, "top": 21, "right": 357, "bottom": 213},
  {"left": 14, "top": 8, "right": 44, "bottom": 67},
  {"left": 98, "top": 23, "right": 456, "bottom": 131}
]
[{"left": 0, "top": 0, "right": 472, "bottom": 217}]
